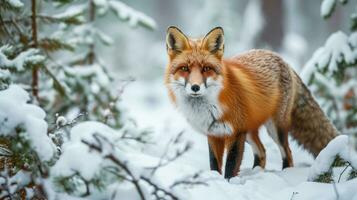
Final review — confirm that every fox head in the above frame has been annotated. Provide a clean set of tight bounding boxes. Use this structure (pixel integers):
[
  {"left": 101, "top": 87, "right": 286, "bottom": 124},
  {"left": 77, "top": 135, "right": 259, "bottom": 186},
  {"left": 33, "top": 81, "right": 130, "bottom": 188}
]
[{"left": 165, "top": 26, "right": 225, "bottom": 99}]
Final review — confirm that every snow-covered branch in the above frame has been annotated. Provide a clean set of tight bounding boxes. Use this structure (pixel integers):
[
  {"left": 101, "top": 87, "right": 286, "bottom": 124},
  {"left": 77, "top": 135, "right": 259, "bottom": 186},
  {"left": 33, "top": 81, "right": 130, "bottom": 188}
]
[
  {"left": 308, "top": 135, "right": 357, "bottom": 182},
  {"left": 0, "top": 45, "right": 45, "bottom": 71},
  {"left": 301, "top": 31, "right": 357, "bottom": 83}
]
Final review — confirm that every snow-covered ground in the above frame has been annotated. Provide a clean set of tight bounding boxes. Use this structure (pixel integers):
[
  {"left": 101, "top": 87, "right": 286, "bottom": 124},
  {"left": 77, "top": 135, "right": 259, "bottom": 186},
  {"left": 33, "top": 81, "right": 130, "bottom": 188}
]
[{"left": 120, "top": 79, "right": 357, "bottom": 200}]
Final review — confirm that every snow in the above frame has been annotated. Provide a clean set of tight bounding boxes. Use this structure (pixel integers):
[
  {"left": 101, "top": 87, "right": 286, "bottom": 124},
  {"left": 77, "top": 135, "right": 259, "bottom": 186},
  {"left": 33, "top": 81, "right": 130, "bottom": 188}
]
[
  {"left": 108, "top": 0, "right": 157, "bottom": 29},
  {"left": 309, "top": 135, "right": 348, "bottom": 181},
  {"left": 64, "top": 24, "right": 114, "bottom": 47},
  {"left": 321, "top": 0, "right": 336, "bottom": 18},
  {"left": 56, "top": 115, "right": 67, "bottom": 127},
  {"left": 118, "top": 80, "right": 357, "bottom": 200},
  {"left": 308, "top": 135, "right": 357, "bottom": 181},
  {"left": 0, "top": 85, "right": 54, "bottom": 161},
  {"left": 96, "top": 29, "right": 114, "bottom": 45},
  {"left": 51, "top": 142, "right": 104, "bottom": 180},
  {"left": 51, "top": 121, "right": 135, "bottom": 181},
  {"left": 0, "top": 69, "right": 10, "bottom": 79},
  {"left": 2, "top": 1, "right": 356, "bottom": 198},
  {"left": 93, "top": 0, "right": 109, "bottom": 15},
  {"left": 0, "top": 170, "right": 31, "bottom": 198},
  {"left": 4, "top": 0, "right": 23, "bottom": 8},
  {"left": 301, "top": 31, "right": 357, "bottom": 83},
  {"left": 0, "top": 45, "right": 45, "bottom": 71},
  {"left": 0, "top": 69, "right": 10, "bottom": 89},
  {"left": 52, "top": 4, "right": 86, "bottom": 22},
  {"left": 64, "top": 64, "right": 110, "bottom": 88}
]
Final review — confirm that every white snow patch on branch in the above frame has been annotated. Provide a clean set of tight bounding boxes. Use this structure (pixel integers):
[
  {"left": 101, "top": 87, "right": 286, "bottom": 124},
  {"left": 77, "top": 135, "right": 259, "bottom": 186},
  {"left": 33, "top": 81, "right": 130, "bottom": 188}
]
[
  {"left": 308, "top": 135, "right": 357, "bottom": 181},
  {"left": 52, "top": 4, "right": 87, "bottom": 20},
  {"left": 301, "top": 31, "right": 357, "bottom": 83},
  {"left": 0, "top": 69, "right": 10, "bottom": 80},
  {"left": 0, "top": 45, "right": 45, "bottom": 71},
  {"left": 0, "top": 85, "right": 54, "bottom": 161},
  {"left": 65, "top": 64, "right": 110, "bottom": 87},
  {"left": 4, "top": 0, "right": 24, "bottom": 8},
  {"left": 321, "top": 0, "right": 336, "bottom": 18},
  {"left": 51, "top": 121, "right": 141, "bottom": 181},
  {"left": 108, "top": 0, "right": 157, "bottom": 29},
  {"left": 51, "top": 142, "right": 103, "bottom": 180}
]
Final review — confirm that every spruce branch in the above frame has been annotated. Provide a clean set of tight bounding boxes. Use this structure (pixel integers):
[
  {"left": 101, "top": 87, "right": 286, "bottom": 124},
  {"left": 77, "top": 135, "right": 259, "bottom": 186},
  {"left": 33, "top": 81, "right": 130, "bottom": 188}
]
[
  {"left": 169, "top": 171, "right": 209, "bottom": 189},
  {"left": 41, "top": 64, "right": 67, "bottom": 97},
  {"left": 38, "top": 37, "right": 75, "bottom": 52},
  {"left": 37, "top": 14, "right": 84, "bottom": 25}
]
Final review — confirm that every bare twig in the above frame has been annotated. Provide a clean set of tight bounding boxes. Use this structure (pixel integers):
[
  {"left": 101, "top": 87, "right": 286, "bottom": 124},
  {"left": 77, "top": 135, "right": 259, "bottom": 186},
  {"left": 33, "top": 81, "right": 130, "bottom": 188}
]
[
  {"left": 289, "top": 192, "right": 298, "bottom": 200},
  {"left": 338, "top": 163, "right": 351, "bottom": 183},
  {"left": 141, "top": 176, "right": 179, "bottom": 200},
  {"left": 55, "top": 112, "right": 87, "bottom": 130},
  {"left": 147, "top": 132, "right": 191, "bottom": 176},
  {"left": 169, "top": 171, "right": 209, "bottom": 189},
  {"left": 81, "top": 139, "right": 146, "bottom": 200},
  {"left": 332, "top": 180, "right": 340, "bottom": 200},
  {"left": 170, "top": 171, "right": 213, "bottom": 189}
]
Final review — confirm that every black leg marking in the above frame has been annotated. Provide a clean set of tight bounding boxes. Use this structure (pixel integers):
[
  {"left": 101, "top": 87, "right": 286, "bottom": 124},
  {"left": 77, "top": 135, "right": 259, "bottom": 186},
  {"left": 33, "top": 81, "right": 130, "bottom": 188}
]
[
  {"left": 224, "top": 141, "right": 238, "bottom": 179},
  {"left": 282, "top": 158, "right": 289, "bottom": 169},
  {"left": 253, "top": 154, "right": 260, "bottom": 168},
  {"left": 277, "top": 128, "right": 285, "bottom": 145},
  {"left": 208, "top": 143, "right": 219, "bottom": 172},
  {"left": 278, "top": 128, "right": 291, "bottom": 169}
]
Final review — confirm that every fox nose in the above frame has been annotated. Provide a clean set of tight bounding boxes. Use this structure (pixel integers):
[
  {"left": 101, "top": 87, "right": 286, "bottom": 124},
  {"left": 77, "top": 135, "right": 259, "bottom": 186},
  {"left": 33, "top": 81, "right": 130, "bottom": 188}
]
[{"left": 191, "top": 84, "right": 200, "bottom": 92}]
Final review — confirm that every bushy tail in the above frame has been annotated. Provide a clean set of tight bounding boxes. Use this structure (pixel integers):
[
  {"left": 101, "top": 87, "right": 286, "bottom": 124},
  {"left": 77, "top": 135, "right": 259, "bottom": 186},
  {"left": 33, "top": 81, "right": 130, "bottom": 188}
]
[{"left": 290, "top": 79, "right": 339, "bottom": 157}]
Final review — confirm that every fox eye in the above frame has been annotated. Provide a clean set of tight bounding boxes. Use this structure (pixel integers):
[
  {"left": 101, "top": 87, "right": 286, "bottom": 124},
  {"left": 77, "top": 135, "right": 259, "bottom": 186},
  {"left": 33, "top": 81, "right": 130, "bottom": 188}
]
[
  {"left": 203, "top": 66, "right": 212, "bottom": 72},
  {"left": 180, "top": 66, "right": 189, "bottom": 72}
]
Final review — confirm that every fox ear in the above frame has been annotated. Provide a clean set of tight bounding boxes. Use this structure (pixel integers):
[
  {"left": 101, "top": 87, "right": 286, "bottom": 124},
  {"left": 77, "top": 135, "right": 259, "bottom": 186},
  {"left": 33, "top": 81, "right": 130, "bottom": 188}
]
[
  {"left": 166, "top": 26, "right": 190, "bottom": 54},
  {"left": 202, "top": 27, "right": 224, "bottom": 57}
]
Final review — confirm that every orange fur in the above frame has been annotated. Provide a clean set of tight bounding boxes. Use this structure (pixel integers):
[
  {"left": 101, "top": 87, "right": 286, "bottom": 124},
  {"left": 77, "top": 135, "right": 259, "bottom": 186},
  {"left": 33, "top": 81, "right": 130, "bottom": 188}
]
[{"left": 219, "top": 59, "right": 280, "bottom": 133}]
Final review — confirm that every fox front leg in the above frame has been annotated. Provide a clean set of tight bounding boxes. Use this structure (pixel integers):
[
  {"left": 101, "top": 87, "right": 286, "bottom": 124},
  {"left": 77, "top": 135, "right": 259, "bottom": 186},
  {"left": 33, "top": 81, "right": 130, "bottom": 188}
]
[
  {"left": 224, "top": 133, "right": 246, "bottom": 179},
  {"left": 207, "top": 135, "right": 225, "bottom": 174}
]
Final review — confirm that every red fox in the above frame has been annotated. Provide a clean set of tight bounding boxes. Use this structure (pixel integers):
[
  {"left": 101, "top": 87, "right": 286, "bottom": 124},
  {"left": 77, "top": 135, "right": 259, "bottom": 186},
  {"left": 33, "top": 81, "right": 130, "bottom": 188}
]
[{"left": 164, "top": 26, "right": 339, "bottom": 179}]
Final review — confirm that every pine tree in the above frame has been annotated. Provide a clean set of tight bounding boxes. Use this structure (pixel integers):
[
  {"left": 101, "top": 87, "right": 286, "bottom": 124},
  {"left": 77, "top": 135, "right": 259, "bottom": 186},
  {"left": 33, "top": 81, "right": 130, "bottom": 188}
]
[
  {"left": 0, "top": 0, "right": 149, "bottom": 197},
  {"left": 303, "top": 0, "right": 357, "bottom": 183},
  {"left": 303, "top": 0, "right": 357, "bottom": 132},
  {"left": 43, "top": 0, "right": 156, "bottom": 129},
  {"left": 1, "top": 1, "right": 205, "bottom": 199}
]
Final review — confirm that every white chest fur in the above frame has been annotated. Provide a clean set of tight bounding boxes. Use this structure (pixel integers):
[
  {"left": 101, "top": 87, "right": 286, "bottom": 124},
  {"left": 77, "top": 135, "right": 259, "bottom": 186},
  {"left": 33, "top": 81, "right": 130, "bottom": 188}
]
[{"left": 176, "top": 96, "right": 233, "bottom": 136}]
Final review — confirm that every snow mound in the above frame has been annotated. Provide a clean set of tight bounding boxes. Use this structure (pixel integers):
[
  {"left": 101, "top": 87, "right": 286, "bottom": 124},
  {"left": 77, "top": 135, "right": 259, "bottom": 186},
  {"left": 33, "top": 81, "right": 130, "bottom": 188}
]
[
  {"left": 0, "top": 85, "right": 54, "bottom": 161},
  {"left": 51, "top": 121, "right": 143, "bottom": 181},
  {"left": 308, "top": 135, "right": 357, "bottom": 181}
]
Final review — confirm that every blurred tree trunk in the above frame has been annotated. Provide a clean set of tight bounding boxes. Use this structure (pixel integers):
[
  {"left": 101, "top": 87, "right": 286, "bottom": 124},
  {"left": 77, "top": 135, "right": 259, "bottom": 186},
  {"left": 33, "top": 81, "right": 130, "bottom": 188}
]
[{"left": 257, "top": 0, "right": 284, "bottom": 50}]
